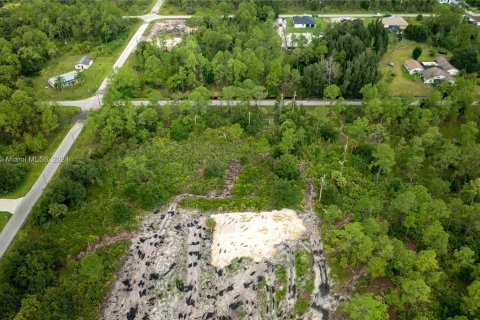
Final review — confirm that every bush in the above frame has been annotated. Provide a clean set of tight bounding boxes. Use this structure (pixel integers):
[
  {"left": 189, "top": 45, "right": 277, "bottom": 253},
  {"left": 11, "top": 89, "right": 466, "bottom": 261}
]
[
  {"left": 404, "top": 24, "right": 428, "bottom": 42},
  {"left": 274, "top": 154, "right": 300, "bottom": 180},
  {"left": 0, "top": 163, "right": 29, "bottom": 195},
  {"left": 412, "top": 46, "right": 422, "bottom": 60},
  {"left": 271, "top": 179, "right": 302, "bottom": 208},
  {"left": 203, "top": 160, "right": 226, "bottom": 179},
  {"left": 112, "top": 201, "right": 134, "bottom": 224}
]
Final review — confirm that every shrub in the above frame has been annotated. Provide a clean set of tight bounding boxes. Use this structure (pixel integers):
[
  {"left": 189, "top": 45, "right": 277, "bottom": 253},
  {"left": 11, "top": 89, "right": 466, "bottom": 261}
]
[
  {"left": 0, "top": 163, "right": 28, "bottom": 195},
  {"left": 111, "top": 201, "right": 134, "bottom": 224},
  {"left": 274, "top": 154, "right": 300, "bottom": 180}
]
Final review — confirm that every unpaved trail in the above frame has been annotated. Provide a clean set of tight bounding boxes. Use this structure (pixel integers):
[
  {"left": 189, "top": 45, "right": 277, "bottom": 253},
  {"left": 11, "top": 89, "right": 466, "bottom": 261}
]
[{"left": 304, "top": 177, "right": 341, "bottom": 320}]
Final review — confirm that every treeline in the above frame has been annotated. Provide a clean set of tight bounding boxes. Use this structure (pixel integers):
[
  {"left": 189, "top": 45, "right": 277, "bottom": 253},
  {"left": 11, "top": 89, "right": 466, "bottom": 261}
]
[
  {"left": 128, "top": 2, "right": 387, "bottom": 99},
  {"left": 404, "top": 6, "right": 480, "bottom": 74},
  {"left": 166, "top": 0, "right": 435, "bottom": 14}
]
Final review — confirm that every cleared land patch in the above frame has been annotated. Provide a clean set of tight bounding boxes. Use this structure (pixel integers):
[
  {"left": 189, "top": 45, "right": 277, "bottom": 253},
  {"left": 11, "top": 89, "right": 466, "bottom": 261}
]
[{"left": 211, "top": 209, "right": 306, "bottom": 268}]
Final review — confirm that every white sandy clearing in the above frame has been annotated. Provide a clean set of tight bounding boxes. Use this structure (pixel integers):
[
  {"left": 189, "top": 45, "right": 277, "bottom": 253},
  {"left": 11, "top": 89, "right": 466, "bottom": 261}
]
[
  {"left": 0, "top": 198, "right": 24, "bottom": 214},
  {"left": 211, "top": 209, "right": 306, "bottom": 268}
]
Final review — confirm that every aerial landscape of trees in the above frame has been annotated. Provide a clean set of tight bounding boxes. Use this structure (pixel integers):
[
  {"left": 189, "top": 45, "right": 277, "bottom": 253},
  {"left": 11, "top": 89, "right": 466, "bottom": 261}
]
[
  {"left": 0, "top": 0, "right": 479, "bottom": 319},
  {"left": 128, "top": 4, "right": 388, "bottom": 99}
]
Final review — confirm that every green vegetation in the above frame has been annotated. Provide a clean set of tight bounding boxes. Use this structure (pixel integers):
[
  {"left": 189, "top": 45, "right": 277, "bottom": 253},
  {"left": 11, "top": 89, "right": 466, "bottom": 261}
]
[
  {"left": 0, "top": 212, "right": 12, "bottom": 232},
  {"left": 294, "top": 250, "right": 314, "bottom": 315},
  {"left": 1, "top": 107, "right": 81, "bottom": 198},
  {"left": 163, "top": 0, "right": 435, "bottom": 15},
  {"left": 286, "top": 17, "right": 328, "bottom": 33},
  {"left": 31, "top": 23, "right": 141, "bottom": 101},
  {"left": 127, "top": 4, "right": 388, "bottom": 99},
  {"left": 380, "top": 39, "right": 434, "bottom": 96}
]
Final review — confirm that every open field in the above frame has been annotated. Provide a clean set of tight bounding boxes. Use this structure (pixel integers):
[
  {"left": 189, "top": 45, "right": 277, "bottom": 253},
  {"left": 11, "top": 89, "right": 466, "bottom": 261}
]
[
  {"left": 0, "top": 212, "right": 11, "bottom": 232},
  {"left": 2, "top": 107, "right": 81, "bottom": 199},
  {"left": 31, "top": 21, "right": 142, "bottom": 100},
  {"left": 380, "top": 38, "right": 441, "bottom": 96}
]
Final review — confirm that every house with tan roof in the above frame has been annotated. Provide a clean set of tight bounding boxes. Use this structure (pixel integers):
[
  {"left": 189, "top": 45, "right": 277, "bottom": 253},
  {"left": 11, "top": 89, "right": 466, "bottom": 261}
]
[
  {"left": 403, "top": 59, "right": 424, "bottom": 75},
  {"left": 382, "top": 16, "right": 409, "bottom": 31}
]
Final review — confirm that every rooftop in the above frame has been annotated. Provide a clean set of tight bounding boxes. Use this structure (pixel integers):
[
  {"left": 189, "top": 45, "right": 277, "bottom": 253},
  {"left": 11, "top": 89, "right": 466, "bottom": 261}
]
[
  {"left": 422, "top": 66, "right": 453, "bottom": 81},
  {"left": 48, "top": 71, "right": 78, "bottom": 84},
  {"left": 292, "top": 15, "right": 316, "bottom": 25},
  {"left": 404, "top": 59, "right": 423, "bottom": 70},
  {"left": 382, "top": 16, "right": 409, "bottom": 28},
  {"left": 76, "top": 56, "right": 92, "bottom": 65},
  {"left": 434, "top": 56, "right": 457, "bottom": 71}
]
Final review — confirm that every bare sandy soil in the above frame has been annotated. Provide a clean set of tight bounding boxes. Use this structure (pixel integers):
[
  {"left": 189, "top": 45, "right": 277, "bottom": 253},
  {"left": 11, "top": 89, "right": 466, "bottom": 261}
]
[{"left": 211, "top": 209, "right": 306, "bottom": 268}]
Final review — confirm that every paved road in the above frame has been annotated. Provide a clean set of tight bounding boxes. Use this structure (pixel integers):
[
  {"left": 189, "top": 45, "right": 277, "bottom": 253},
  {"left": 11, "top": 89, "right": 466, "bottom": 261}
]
[
  {"left": 126, "top": 12, "right": 436, "bottom": 22},
  {"left": 54, "top": 98, "right": 362, "bottom": 110},
  {"left": 0, "top": 119, "right": 85, "bottom": 258}
]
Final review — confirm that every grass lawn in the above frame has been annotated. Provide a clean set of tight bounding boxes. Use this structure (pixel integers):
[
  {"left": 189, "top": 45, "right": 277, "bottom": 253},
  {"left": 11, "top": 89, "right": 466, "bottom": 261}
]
[
  {"left": 0, "top": 212, "right": 12, "bottom": 232},
  {"left": 286, "top": 17, "right": 328, "bottom": 33},
  {"left": 2, "top": 107, "right": 81, "bottom": 199},
  {"left": 380, "top": 38, "right": 444, "bottom": 96},
  {"left": 31, "top": 21, "right": 142, "bottom": 101}
]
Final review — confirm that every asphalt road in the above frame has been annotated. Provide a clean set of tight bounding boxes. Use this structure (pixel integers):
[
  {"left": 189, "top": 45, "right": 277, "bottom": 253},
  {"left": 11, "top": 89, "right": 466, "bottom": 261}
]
[
  {"left": 0, "top": 119, "right": 85, "bottom": 258},
  {"left": 54, "top": 98, "right": 362, "bottom": 110},
  {"left": 127, "top": 12, "right": 437, "bottom": 22}
]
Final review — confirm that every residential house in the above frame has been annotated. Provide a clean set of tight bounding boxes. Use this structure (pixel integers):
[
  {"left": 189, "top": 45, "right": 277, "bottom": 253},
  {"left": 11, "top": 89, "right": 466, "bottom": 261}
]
[
  {"left": 421, "top": 61, "right": 438, "bottom": 67},
  {"left": 438, "top": 0, "right": 458, "bottom": 3},
  {"left": 468, "top": 16, "right": 480, "bottom": 26},
  {"left": 74, "top": 56, "right": 93, "bottom": 70},
  {"left": 434, "top": 56, "right": 459, "bottom": 75},
  {"left": 292, "top": 16, "right": 316, "bottom": 28},
  {"left": 422, "top": 67, "right": 455, "bottom": 84},
  {"left": 403, "top": 59, "right": 424, "bottom": 74},
  {"left": 381, "top": 16, "right": 409, "bottom": 31},
  {"left": 48, "top": 71, "right": 78, "bottom": 88}
]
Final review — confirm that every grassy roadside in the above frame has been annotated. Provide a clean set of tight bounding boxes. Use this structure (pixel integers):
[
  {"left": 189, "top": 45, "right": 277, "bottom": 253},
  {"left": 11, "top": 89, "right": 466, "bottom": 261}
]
[
  {"left": 0, "top": 212, "right": 12, "bottom": 232},
  {"left": 31, "top": 20, "right": 142, "bottom": 101},
  {"left": 2, "top": 107, "right": 81, "bottom": 199}
]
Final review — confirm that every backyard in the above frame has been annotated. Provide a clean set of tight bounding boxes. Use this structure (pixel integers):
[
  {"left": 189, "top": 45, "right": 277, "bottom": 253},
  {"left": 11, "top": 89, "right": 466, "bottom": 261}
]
[
  {"left": 31, "top": 21, "right": 142, "bottom": 101},
  {"left": 380, "top": 38, "right": 440, "bottom": 96}
]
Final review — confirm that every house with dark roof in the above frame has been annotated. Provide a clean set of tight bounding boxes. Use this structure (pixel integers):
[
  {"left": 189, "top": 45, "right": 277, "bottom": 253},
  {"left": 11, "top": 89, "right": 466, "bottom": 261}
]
[
  {"left": 48, "top": 71, "right": 78, "bottom": 88},
  {"left": 403, "top": 59, "right": 424, "bottom": 75},
  {"left": 422, "top": 67, "right": 454, "bottom": 84},
  {"left": 434, "top": 56, "right": 459, "bottom": 75},
  {"left": 292, "top": 16, "right": 316, "bottom": 28},
  {"left": 75, "top": 56, "right": 93, "bottom": 70}
]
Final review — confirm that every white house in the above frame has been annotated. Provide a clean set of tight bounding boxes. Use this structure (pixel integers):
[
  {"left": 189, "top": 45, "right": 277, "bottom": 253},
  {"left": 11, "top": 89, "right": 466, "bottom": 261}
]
[
  {"left": 292, "top": 16, "right": 316, "bottom": 28},
  {"left": 438, "top": 0, "right": 458, "bottom": 3},
  {"left": 75, "top": 56, "right": 93, "bottom": 70},
  {"left": 422, "top": 67, "right": 455, "bottom": 84},
  {"left": 435, "top": 56, "right": 459, "bottom": 75},
  {"left": 403, "top": 59, "right": 424, "bottom": 75},
  {"left": 48, "top": 71, "right": 78, "bottom": 88}
]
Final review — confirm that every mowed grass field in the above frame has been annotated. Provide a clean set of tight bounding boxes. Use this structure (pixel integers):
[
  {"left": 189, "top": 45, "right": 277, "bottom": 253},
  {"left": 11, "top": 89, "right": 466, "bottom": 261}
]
[{"left": 380, "top": 38, "right": 440, "bottom": 96}]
